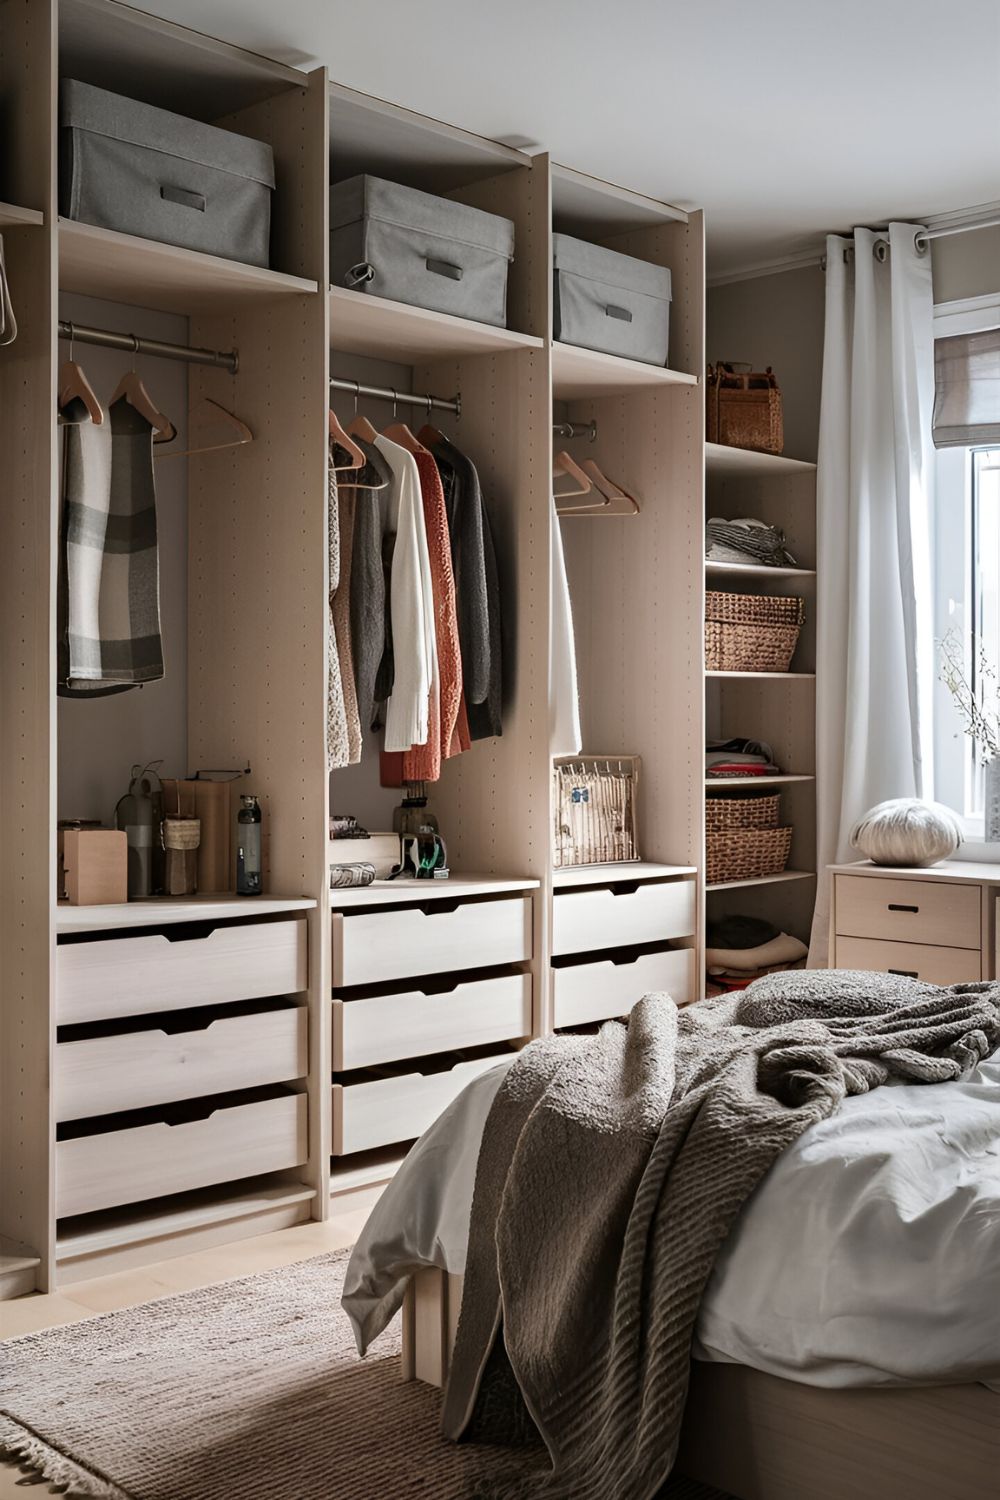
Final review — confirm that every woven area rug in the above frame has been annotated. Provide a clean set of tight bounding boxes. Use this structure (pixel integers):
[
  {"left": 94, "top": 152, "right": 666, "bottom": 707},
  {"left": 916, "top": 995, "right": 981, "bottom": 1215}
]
[{"left": 0, "top": 1250, "right": 732, "bottom": 1500}]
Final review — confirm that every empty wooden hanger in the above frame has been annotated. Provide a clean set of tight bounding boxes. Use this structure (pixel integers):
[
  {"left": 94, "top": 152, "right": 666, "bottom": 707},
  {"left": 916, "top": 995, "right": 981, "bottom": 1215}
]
[
  {"left": 109, "top": 335, "right": 176, "bottom": 442},
  {"left": 553, "top": 450, "right": 608, "bottom": 513},
  {"left": 577, "top": 457, "right": 640, "bottom": 516},
  {"left": 156, "top": 398, "right": 252, "bottom": 461},
  {"left": 338, "top": 381, "right": 389, "bottom": 491},
  {"left": 58, "top": 323, "right": 103, "bottom": 425}
]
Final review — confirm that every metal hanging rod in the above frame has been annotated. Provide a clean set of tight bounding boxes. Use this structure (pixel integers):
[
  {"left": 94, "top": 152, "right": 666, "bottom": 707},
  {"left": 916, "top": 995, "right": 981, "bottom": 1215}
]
[
  {"left": 57, "top": 321, "right": 239, "bottom": 374},
  {"left": 553, "top": 420, "right": 598, "bottom": 442},
  {"left": 329, "top": 376, "right": 461, "bottom": 418}
]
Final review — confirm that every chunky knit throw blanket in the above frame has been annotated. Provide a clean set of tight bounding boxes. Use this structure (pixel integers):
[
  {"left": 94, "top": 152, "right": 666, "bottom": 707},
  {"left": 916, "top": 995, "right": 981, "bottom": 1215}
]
[{"left": 441, "top": 970, "right": 1000, "bottom": 1500}]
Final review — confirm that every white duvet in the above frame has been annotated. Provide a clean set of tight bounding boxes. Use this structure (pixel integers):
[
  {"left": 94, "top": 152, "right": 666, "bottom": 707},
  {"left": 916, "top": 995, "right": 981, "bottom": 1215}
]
[{"left": 343, "top": 1054, "right": 1000, "bottom": 1391}]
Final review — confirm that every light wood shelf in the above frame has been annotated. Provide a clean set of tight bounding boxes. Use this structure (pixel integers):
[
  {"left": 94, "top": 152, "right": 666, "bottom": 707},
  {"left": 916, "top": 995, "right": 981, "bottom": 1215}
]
[
  {"left": 705, "top": 443, "right": 817, "bottom": 477},
  {"left": 706, "top": 870, "right": 816, "bottom": 893},
  {"left": 552, "top": 862, "right": 697, "bottom": 888},
  {"left": 328, "top": 874, "right": 541, "bottom": 908},
  {"left": 329, "top": 285, "right": 544, "bottom": 362},
  {"left": 706, "top": 775, "right": 815, "bottom": 788},
  {"left": 705, "top": 561, "right": 816, "bottom": 581},
  {"left": 552, "top": 340, "right": 699, "bottom": 398},
  {"left": 0, "top": 201, "right": 44, "bottom": 228},
  {"left": 706, "top": 670, "right": 816, "bottom": 681},
  {"left": 56, "top": 895, "right": 317, "bottom": 934},
  {"left": 58, "top": 219, "right": 319, "bottom": 312}
]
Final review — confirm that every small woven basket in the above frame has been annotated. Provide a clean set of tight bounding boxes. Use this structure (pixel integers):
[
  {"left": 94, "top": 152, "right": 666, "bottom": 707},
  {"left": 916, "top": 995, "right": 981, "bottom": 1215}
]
[
  {"left": 705, "top": 794, "right": 780, "bottom": 831},
  {"left": 706, "top": 825, "right": 793, "bottom": 885},
  {"left": 705, "top": 590, "right": 804, "bottom": 673}
]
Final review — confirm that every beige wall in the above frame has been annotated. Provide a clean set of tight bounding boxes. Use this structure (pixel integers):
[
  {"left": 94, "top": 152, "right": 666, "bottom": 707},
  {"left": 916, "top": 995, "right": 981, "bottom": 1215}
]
[{"left": 706, "top": 225, "right": 1000, "bottom": 463}]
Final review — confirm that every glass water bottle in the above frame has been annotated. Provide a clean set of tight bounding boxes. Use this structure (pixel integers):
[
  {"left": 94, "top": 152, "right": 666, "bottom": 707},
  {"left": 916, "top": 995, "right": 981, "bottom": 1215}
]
[{"left": 236, "top": 794, "right": 263, "bottom": 896}]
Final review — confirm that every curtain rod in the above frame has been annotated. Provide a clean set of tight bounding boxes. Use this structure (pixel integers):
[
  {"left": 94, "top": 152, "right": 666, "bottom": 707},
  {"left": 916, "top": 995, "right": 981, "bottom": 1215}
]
[
  {"left": 57, "top": 321, "right": 239, "bottom": 373},
  {"left": 330, "top": 376, "right": 461, "bottom": 418}
]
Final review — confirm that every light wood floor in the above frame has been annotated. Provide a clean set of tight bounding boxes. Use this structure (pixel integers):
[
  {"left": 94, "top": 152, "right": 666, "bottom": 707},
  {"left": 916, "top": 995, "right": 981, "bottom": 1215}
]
[{"left": 0, "top": 1211, "right": 369, "bottom": 1499}]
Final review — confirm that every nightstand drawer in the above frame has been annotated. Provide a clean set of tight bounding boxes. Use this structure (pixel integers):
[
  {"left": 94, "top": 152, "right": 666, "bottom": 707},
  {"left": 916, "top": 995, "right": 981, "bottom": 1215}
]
[
  {"left": 835, "top": 936, "right": 982, "bottom": 985},
  {"left": 834, "top": 875, "right": 980, "bottom": 950}
]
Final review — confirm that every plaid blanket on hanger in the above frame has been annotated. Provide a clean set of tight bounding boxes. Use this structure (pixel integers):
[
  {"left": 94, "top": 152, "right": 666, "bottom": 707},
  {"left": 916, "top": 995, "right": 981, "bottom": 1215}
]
[{"left": 58, "top": 399, "right": 164, "bottom": 696}]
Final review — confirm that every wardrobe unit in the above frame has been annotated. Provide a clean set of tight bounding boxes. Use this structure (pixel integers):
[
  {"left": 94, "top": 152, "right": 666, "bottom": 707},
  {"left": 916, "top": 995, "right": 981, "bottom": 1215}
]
[
  {"left": 703, "top": 446, "right": 819, "bottom": 976},
  {"left": 0, "top": 0, "right": 708, "bottom": 1295}
]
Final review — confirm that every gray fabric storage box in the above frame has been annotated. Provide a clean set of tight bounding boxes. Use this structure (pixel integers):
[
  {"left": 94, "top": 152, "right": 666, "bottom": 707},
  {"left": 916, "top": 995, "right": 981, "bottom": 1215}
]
[
  {"left": 552, "top": 233, "right": 671, "bottom": 365},
  {"left": 60, "top": 80, "right": 275, "bottom": 268},
  {"left": 331, "top": 175, "right": 514, "bottom": 327}
]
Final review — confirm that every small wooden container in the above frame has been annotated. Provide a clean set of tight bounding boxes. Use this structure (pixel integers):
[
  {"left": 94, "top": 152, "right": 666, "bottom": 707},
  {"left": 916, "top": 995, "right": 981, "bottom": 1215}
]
[{"left": 62, "top": 829, "right": 128, "bottom": 905}]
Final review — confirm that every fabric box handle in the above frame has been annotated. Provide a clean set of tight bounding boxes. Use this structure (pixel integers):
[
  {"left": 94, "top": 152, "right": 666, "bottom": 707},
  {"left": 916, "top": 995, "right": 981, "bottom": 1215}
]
[
  {"left": 160, "top": 184, "right": 206, "bottom": 213},
  {"left": 605, "top": 303, "right": 633, "bottom": 323},
  {"left": 426, "top": 258, "right": 464, "bottom": 282}
]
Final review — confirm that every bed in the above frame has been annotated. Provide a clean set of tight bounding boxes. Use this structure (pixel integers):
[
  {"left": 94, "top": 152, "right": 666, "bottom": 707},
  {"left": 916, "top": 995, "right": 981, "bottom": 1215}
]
[{"left": 343, "top": 1001, "right": 1000, "bottom": 1500}]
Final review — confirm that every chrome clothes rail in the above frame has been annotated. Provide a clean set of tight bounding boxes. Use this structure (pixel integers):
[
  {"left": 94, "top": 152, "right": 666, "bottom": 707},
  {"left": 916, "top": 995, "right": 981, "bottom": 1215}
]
[
  {"left": 57, "top": 321, "right": 239, "bottom": 373},
  {"left": 329, "top": 376, "right": 461, "bottom": 418}
]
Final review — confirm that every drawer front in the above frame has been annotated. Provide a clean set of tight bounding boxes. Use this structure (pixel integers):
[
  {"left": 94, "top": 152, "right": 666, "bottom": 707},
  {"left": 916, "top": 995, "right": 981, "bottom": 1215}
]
[
  {"left": 333, "top": 973, "right": 531, "bottom": 1071},
  {"left": 333, "top": 1054, "right": 509, "bottom": 1155},
  {"left": 333, "top": 896, "right": 531, "bottom": 987},
  {"left": 834, "top": 875, "right": 980, "bottom": 950},
  {"left": 552, "top": 880, "right": 696, "bottom": 958},
  {"left": 56, "top": 1092, "right": 308, "bottom": 1218},
  {"left": 835, "top": 936, "right": 982, "bottom": 986},
  {"left": 56, "top": 1005, "right": 308, "bottom": 1122},
  {"left": 553, "top": 949, "right": 696, "bottom": 1030},
  {"left": 57, "top": 918, "right": 307, "bottom": 1024}
]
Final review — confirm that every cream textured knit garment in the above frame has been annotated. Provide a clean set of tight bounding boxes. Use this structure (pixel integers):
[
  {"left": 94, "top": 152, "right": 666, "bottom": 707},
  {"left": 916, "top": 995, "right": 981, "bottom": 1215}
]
[{"left": 375, "top": 433, "right": 437, "bottom": 753}]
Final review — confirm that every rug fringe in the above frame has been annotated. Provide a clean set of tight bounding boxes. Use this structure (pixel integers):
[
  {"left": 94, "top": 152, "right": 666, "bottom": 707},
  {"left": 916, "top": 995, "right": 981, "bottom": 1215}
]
[{"left": 0, "top": 1413, "right": 134, "bottom": 1500}]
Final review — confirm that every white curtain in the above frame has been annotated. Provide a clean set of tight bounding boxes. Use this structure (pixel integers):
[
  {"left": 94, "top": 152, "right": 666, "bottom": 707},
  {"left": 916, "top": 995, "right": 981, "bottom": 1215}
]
[{"left": 810, "top": 224, "right": 936, "bottom": 963}]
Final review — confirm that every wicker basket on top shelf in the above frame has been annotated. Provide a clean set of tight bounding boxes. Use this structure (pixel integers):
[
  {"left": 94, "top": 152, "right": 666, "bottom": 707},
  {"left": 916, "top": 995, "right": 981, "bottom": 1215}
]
[
  {"left": 705, "top": 590, "right": 804, "bottom": 673},
  {"left": 705, "top": 790, "right": 791, "bottom": 883}
]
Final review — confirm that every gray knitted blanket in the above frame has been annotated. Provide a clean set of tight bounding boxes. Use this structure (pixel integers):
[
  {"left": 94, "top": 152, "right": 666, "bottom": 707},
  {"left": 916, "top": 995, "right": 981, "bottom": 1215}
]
[{"left": 441, "top": 971, "right": 1000, "bottom": 1500}]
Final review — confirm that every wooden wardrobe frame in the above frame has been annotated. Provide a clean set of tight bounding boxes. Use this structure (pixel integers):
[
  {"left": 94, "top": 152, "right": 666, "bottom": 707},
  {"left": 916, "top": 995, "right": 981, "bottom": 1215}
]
[{"left": 401, "top": 1269, "right": 998, "bottom": 1500}]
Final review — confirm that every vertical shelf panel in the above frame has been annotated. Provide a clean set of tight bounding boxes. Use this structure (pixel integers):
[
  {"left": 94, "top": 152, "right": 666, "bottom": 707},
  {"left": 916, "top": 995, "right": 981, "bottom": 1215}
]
[
  {"left": 0, "top": 0, "right": 58, "bottom": 1290},
  {"left": 188, "top": 69, "right": 331, "bottom": 1207}
]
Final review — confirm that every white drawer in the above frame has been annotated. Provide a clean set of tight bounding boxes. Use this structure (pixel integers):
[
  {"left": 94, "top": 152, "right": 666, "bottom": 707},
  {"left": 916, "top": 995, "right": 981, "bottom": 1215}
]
[
  {"left": 333, "top": 973, "right": 531, "bottom": 1071},
  {"left": 834, "top": 875, "right": 980, "bottom": 950},
  {"left": 57, "top": 917, "right": 307, "bottom": 1024},
  {"left": 56, "top": 1002, "right": 308, "bottom": 1122},
  {"left": 834, "top": 936, "right": 982, "bottom": 986},
  {"left": 56, "top": 1090, "right": 307, "bottom": 1218},
  {"left": 332, "top": 896, "right": 531, "bottom": 987},
  {"left": 333, "top": 1053, "right": 509, "bottom": 1155},
  {"left": 553, "top": 948, "right": 696, "bottom": 1029},
  {"left": 552, "top": 879, "right": 695, "bottom": 957}
]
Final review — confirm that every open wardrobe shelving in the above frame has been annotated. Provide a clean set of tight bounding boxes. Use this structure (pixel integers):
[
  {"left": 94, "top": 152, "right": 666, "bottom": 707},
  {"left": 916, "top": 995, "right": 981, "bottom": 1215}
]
[
  {"left": 1, "top": 0, "right": 707, "bottom": 1293},
  {"left": 703, "top": 437, "right": 819, "bottom": 988}
]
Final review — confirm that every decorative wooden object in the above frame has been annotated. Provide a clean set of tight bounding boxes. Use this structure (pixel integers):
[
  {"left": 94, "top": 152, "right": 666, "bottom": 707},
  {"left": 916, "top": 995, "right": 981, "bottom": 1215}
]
[{"left": 62, "top": 829, "right": 128, "bottom": 905}]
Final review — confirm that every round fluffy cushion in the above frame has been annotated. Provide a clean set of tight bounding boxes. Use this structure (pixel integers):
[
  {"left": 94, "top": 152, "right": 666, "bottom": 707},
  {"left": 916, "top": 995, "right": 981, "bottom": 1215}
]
[{"left": 850, "top": 797, "right": 963, "bottom": 867}]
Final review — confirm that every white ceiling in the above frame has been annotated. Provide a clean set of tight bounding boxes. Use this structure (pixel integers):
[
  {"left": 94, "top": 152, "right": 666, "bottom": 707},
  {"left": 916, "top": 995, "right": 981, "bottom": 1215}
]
[{"left": 137, "top": 0, "right": 1000, "bottom": 277}]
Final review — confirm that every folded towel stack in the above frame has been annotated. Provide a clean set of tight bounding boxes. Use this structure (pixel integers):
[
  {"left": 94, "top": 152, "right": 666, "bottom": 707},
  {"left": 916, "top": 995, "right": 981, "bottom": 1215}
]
[
  {"left": 705, "top": 914, "right": 808, "bottom": 989},
  {"left": 706, "top": 516, "right": 797, "bottom": 568}
]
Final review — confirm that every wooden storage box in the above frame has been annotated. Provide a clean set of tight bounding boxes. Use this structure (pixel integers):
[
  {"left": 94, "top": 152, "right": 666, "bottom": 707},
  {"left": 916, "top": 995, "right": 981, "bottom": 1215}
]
[
  {"left": 56, "top": 1088, "right": 307, "bottom": 1218},
  {"left": 57, "top": 916, "right": 307, "bottom": 1024},
  {"left": 332, "top": 1052, "right": 510, "bottom": 1155},
  {"left": 56, "top": 1000, "right": 307, "bottom": 1121},
  {"left": 552, "top": 948, "right": 696, "bottom": 1029},
  {"left": 331, "top": 896, "right": 531, "bottom": 987},
  {"left": 333, "top": 973, "right": 531, "bottom": 1071},
  {"left": 551, "top": 878, "right": 696, "bottom": 957},
  {"left": 834, "top": 874, "right": 980, "bottom": 951}
]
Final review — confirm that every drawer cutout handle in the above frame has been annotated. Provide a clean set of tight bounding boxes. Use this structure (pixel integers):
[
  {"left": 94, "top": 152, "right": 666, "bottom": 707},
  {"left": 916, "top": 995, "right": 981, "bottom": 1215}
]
[
  {"left": 887, "top": 903, "right": 919, "bottom": 914},
  {"left": 888, "top": 968, "right": 918, "bottom": 978},
  {"left": 418, "top": 901, "right": 461, "bottom": 916}
]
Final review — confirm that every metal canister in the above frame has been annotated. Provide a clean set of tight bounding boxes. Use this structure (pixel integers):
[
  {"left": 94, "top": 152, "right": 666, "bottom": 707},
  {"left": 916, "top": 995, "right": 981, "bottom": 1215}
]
[{"left": 115, "top": 762, "right": 162, "bottom": 899}]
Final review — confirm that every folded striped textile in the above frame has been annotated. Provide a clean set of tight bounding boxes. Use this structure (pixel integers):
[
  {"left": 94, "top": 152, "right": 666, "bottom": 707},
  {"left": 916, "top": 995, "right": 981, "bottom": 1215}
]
[{"left": 706, "top": 515, "right": 797, "bottom": 568}]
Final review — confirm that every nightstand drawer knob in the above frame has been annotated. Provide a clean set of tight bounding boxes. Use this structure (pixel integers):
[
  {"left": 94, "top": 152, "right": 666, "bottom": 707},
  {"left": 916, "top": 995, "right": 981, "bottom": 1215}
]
[
  {"left": 888, "top": 967, "right": 919, "bottom": 978},
  {"left": 887, "top": 903, "right": 919, "bottom": 913}
]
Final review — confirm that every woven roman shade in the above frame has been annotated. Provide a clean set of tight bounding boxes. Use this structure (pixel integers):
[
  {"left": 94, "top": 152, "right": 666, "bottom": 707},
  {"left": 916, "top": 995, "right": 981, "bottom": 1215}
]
[{"left": 932, "top": 327, "right": 1000, "bottom": 447}]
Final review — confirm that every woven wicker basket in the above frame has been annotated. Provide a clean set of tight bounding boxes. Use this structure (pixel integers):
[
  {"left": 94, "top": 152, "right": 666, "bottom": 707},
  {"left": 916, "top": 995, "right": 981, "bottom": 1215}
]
[
  {"left": 705, "top": 794, "right": 780, "bottom": 831},
  {"left": 553, "top": 755, "right": 640, "bottom": 867},
  {"left": 706, "top": 825, "right": 793, "bottom": 885},
  {"left": 705, "top": 590, "right": 804, "bottom": 673}
]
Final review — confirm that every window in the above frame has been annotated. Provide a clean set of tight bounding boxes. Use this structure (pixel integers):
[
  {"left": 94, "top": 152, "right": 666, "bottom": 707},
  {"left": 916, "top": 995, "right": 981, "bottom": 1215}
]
[{"left": 932, "top": 296, "right": 1000, "bottom": 839}]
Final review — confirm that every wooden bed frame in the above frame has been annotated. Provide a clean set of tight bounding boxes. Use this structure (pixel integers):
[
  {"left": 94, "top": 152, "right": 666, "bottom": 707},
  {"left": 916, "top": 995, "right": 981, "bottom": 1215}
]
[{"left": 401, "top": 1269, "right": 998, "bottom": 1500}]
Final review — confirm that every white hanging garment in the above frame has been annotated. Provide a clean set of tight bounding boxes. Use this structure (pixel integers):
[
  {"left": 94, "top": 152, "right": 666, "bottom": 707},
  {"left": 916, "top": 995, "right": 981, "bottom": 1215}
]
[
  {"left": 374, "top": 432, "right": 437, "bottom": 752},
  {"left": 550, "top": 499, "right": 582, "bottom": 755}
]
